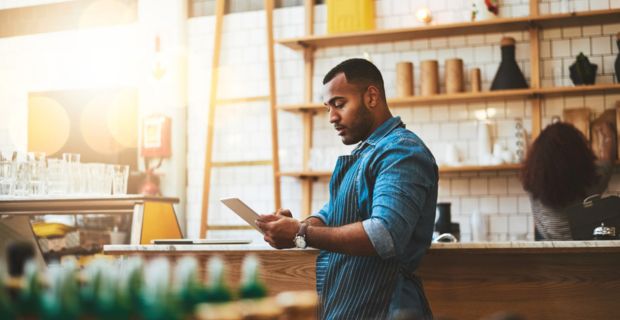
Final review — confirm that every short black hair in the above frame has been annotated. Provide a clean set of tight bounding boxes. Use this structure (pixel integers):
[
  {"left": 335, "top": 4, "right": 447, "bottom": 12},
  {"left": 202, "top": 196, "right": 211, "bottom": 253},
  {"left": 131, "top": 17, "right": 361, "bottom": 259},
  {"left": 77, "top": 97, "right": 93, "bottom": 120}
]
[{"left": 322, "top": 58, "right": 386, "bottom": 102}]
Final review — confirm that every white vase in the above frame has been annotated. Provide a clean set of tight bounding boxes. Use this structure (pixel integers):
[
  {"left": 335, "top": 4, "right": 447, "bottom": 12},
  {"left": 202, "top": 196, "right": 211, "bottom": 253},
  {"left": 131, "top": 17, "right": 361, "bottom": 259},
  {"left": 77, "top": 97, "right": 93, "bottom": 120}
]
[
  {"left": 477, "top": 121, "right": 493, "bottom": 165},
  {"left": 470, "top": 0, "right": 498, "bottom": 21},
  {"left": 470, "top": 210, "right": 488, "bottom": 242}
]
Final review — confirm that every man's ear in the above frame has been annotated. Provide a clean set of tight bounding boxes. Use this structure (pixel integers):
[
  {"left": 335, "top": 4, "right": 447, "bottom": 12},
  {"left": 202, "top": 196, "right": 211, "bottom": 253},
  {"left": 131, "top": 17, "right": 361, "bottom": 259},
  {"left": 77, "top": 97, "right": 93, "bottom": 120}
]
[{"left": 366, "top": 85, "right": 380, "bottom": 108}]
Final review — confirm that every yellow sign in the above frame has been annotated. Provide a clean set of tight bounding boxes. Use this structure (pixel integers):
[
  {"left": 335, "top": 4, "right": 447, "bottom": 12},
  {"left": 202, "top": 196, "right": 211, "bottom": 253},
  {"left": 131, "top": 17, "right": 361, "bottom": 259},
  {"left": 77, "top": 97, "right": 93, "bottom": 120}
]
[{"left": 327, "top": 0, "right": 375, "bottom": 34}]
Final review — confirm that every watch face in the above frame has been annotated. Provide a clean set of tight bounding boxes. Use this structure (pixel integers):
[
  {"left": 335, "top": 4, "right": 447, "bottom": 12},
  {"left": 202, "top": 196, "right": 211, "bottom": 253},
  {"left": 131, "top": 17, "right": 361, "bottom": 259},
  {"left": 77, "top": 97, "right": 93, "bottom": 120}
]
[{"left": 295, "top": 236, "right": 306, "bottom": 248}]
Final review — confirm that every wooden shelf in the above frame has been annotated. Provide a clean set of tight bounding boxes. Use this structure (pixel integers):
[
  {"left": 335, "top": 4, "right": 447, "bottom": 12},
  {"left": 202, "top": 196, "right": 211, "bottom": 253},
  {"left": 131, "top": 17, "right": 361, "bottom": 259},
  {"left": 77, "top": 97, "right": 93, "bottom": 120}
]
[
  {"left": 439, "top": 163, "right": 521, "bottom": 173},
  {"left": 278, "top": 17, "right": 530, "bottom": 50},
  {"left": 279, "top": 164, "right": 522, "bottom": 179},
  {"left": 278, "top": 171, "right": 332, "bottom": 179},
  {"left": 532, "top": 9, "right": 620, "bottom": 29},
  {"left": 278, "top": 84, "right": 620, "bottom": 113},
  {"left": 389, "top": 89, "right": 535, "bottom": 106},
  {"left": 277, "top": 9, "right": 620, "bottom": 50},
  {"left": 277, "top": 5, "right": 620, "bottom": 214},
  {"left": 536, "top": 83, "right": 620, "bottom": 97}
]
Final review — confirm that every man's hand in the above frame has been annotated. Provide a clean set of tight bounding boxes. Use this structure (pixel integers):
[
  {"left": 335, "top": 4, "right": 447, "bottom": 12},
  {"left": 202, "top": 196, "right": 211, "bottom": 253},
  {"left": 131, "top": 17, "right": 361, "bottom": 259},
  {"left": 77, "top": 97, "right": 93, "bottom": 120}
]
[
  {"left": 256, "top": 209, "right": 300, "bottom": 249},
  {"left": 275, "top": 208, "right": 293, "bottom": 218}
]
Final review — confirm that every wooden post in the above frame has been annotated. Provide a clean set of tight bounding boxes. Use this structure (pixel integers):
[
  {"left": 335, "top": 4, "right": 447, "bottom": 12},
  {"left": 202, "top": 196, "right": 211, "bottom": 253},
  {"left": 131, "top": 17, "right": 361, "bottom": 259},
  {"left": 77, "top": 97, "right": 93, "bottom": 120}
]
[
  {"left": 301, "top": 0, "right": 316, "bottom": 217},
  {"left": 265, "top": 0, "right": 282, "bottom": 210},
  {"left": 200, "top": 0, "right": 225, "bottom": 238},
  {"left": 529, "top": 0, "right": 542, "bottom": 140}
]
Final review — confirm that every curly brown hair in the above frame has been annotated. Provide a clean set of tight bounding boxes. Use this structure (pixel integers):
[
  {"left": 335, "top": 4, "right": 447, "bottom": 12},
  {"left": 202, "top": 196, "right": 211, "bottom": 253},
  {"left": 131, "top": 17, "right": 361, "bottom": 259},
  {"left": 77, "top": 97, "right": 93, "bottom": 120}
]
[{"left": 520, "top": 122, "right": 598, "bottom": 209}]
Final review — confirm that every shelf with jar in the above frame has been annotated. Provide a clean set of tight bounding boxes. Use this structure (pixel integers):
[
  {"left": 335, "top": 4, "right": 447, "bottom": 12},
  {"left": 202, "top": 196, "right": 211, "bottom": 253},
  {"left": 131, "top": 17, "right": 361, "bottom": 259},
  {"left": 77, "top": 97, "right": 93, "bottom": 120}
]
[
  {"left": 278, "top": 84, "right": 620, "bottom": 113},
  {"left": 277, "top": 8, "right": 620, "bottom": 50},
  {"left": 273, "top": 0, "right": 620, "bottom": 215}
]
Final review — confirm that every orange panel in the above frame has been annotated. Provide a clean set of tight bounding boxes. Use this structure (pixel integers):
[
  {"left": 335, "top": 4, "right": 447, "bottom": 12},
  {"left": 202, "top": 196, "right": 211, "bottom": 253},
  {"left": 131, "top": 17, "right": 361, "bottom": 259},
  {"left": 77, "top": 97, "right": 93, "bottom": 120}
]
[{"left": 140, "top": 201, "right": 183, "bottom": 244}]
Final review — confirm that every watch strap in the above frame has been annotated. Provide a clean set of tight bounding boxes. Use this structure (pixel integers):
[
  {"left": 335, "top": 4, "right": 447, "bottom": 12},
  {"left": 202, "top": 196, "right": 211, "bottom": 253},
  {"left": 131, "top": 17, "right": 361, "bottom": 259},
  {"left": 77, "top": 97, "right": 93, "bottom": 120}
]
[{"left": 297, "top": 222, "right": 308, "bottom": 238}]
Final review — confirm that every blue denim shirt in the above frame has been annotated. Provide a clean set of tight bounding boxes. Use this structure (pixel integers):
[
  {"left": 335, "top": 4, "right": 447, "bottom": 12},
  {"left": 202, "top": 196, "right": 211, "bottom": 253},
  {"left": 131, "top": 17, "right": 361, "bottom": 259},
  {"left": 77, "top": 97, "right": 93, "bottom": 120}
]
[{"left": 312, "top": 116, "right": 438, "bottom": 317}]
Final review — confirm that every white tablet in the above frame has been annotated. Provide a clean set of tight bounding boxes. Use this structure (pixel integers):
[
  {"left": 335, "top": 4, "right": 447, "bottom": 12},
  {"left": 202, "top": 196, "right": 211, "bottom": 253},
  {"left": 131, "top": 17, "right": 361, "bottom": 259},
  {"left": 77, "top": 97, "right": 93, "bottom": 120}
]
[{"left": 220, "top": 198, "right": 263, "bottom": 234}]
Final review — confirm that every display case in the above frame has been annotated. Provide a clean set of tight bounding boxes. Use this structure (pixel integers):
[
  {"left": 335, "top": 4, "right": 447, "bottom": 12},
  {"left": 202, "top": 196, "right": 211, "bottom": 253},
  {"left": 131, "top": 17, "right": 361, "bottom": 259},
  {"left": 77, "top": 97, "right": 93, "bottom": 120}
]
[{"left": 0, "top": 195, "right": 182, "bottom": 264}]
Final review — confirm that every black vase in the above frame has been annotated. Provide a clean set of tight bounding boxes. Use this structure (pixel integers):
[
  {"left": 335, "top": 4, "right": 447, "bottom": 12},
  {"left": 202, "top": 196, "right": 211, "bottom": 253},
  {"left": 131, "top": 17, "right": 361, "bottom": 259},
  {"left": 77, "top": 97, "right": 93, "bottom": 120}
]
[
  {"left": 490, "top": 37, "right": 529, "bottom": 90},
  {"left": 615, "top": 38, "right": 620, "bottom": 83},
  {"left": 569, "top": 52, "right": 597, "bottom": 85},
  {"left": 435, "top": 202, "right": 452, "bottom": 234}
]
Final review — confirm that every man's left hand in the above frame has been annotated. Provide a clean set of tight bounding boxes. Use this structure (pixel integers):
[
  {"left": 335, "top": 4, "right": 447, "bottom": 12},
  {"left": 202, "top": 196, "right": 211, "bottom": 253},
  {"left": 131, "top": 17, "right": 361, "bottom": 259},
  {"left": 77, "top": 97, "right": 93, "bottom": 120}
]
[{"left": 256, "top": 214, "right": 300, "bottom": 249}]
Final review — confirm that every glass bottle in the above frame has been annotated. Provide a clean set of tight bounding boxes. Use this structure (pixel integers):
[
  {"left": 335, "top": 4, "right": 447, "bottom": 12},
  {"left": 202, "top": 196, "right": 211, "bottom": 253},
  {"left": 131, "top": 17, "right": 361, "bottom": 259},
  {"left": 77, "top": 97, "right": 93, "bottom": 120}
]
[{"left": 490, "top": 37, "right": 528, "bottom": 90}]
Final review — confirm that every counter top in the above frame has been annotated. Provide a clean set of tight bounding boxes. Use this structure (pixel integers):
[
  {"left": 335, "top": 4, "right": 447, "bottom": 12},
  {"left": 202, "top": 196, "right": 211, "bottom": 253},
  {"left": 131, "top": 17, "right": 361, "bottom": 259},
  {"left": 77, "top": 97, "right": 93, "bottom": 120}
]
[
  {"left": 103, "top": 239, "right": 620, "bottom": 319},
  {"left": 0, "top": 195, "right": 179, "bottom": 215},
  {"left": 104, "top": 240, "right": 620, "bottom": 254}
]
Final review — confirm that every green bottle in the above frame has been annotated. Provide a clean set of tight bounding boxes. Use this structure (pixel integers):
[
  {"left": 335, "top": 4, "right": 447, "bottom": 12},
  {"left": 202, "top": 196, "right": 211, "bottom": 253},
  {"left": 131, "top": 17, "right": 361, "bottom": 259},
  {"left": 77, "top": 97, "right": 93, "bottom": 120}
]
[
  {"left": 174, "top": 256, "right": 202, "bottom": 316},
  {"left": 0, "top": 265, "right": 16, "bottom": 320},
  {"left": 195, "top": 256, "right": 242, "bottom": 320},
  {"left": 141, "top": 257, "right": 181, "bottom": 320},
  {"left": 239, "top": 254, "right": 267, "bottom": 299},
  {"left": 96, "top": 263, "right": 127, "bottom": 319},
  {"left": 117, "top": 257, "right": 144, "bottom": 318},
  {"left": 79, "top": 258, "right": 105, "bottom": 318},
  {"left": 17, "top": 260, "right": 42, "bottom": 317},
  {"left": 40, "top": 261, "right": 80, "bottom": 320},
  {"left": 204, "top": 256, "right": 233, "bottom": 303}
]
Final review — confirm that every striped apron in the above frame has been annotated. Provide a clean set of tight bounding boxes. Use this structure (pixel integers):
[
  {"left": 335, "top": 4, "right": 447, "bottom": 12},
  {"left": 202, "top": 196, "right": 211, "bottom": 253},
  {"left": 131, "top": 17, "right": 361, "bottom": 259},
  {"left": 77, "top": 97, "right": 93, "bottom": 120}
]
[{"left": 315, "top": 153, "right": 403, "bottom": 319}]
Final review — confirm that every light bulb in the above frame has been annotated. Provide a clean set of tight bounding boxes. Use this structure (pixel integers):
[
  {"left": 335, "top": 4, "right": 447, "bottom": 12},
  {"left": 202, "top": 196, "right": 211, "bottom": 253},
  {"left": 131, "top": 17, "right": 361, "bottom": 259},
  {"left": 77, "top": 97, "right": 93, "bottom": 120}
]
[{"left": 416, "top": 7, "right": 432, "bottom": 24}]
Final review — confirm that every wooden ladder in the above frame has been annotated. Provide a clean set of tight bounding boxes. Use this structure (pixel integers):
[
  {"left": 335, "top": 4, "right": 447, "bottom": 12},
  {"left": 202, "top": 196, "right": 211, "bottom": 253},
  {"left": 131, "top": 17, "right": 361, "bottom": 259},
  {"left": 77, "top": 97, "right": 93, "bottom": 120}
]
[{"left": 199, "top": 0, "right": 281, "bottom": 237}]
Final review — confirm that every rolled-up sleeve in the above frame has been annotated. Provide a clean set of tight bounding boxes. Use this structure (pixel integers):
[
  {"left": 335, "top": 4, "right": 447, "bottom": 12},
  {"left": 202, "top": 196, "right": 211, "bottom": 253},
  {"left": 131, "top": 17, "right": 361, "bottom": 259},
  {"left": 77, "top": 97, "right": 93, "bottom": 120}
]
[
  {"left": 363, "top": 138, "right": 436, "bottom": 259},
  {"left": 310, "top": 202, "right": 329, "bottom": 225}
]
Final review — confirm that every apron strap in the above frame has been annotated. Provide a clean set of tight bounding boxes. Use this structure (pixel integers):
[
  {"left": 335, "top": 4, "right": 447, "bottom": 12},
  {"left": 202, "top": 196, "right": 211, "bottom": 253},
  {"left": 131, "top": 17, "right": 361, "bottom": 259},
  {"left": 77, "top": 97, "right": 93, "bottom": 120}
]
[{"left": 399, "top": 267, "right": 434, "bottom": 319}]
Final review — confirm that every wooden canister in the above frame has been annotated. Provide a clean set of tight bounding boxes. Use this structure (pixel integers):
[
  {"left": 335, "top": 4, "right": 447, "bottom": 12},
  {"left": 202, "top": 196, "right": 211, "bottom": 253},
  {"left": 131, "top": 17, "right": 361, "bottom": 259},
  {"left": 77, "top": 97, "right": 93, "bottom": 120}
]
[
  {"left": 470, "top": 68, "right": 482, "bottom": 92},
  {"left": 396, "top": 62, "right": 414, "bottom": 97},
  {"left": 421, "top": 60, "right": 439, "bottom": 96},
  {"left": 445, "top": 58, "right": 464, "bottom": 93}
]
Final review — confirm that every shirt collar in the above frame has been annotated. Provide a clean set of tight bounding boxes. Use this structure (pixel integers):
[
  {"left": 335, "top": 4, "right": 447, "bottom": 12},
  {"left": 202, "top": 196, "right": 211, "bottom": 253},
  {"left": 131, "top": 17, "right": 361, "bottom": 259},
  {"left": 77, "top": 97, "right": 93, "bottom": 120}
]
[{"left": 353, "top": 116, "right": 404, "bottom": 153}]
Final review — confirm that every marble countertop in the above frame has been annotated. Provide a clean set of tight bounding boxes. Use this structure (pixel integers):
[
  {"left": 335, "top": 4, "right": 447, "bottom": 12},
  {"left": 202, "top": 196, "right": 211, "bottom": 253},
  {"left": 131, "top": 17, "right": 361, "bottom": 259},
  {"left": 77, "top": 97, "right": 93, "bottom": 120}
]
[{"left": 103, "top": 240, "right": 620, "bottom": 253}]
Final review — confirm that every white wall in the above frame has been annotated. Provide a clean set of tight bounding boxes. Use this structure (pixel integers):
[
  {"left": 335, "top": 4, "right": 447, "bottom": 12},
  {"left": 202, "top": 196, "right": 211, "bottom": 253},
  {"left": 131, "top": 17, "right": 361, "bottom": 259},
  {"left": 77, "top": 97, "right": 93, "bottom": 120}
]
[
  {"left": 0, "top": 0, "right": 188, "bottom": 233},
  {"left": 1, "top": 0, "right": 618, "bottom": 242},
  {"left": 186, "top": 0, "right": 620, "bottom": 242}
]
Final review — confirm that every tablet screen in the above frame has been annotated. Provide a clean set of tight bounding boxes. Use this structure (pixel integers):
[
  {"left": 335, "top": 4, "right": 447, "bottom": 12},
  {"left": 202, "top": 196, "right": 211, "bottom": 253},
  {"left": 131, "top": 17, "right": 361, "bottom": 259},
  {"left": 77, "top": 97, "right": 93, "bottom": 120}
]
[{"left": 220, "top": 198, "right": 263, "bottom": 234}]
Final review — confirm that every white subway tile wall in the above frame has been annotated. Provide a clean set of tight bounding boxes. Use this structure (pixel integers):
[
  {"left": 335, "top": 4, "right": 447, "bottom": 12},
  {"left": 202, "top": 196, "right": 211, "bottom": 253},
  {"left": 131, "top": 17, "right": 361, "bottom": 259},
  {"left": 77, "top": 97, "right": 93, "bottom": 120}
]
[{"left": 183, "top": 0, "right": 620, "bottom": 241}]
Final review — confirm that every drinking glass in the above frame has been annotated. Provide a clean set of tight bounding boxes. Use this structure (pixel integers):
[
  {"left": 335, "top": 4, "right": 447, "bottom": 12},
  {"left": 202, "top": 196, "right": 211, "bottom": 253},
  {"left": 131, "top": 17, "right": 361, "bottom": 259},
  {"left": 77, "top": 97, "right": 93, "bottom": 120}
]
[
  {"left": 13, "top": 161, "right": 32, "bottom": 197},
  {"left": 47, "top": 158, "right": 68, "bottom": 195},
  {"left": 62, "top": 153, "right": 81, "bottom": 195},
  {"left": 111, "top": 165, "right": 129, "bottom": 195},
  {"left": 85, "top": 163, "right": 109, "bottom": 195},
  {"left": 0, "top": 150, "right": 15, "bottom": 162},
  {"left": 28, "top": 152, "right": 47, "bottom": 196},
  {"left": 0, "top": 160, "right": 15, "bottom": 198}
]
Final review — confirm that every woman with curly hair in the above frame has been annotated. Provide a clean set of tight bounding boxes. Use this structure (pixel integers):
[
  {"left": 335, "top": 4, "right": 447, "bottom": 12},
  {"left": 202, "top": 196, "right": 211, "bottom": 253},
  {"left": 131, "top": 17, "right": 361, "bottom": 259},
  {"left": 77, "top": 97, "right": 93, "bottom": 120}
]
[{"left": 521, "top": 121, "right": 615, "bottom": 240}]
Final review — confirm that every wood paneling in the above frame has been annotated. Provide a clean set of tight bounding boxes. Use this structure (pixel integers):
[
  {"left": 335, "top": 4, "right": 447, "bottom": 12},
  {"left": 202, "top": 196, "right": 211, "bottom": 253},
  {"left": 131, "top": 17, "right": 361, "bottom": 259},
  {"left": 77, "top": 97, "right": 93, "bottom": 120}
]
[
  {"left": 108, "top": 244, "right": 620, "bottom": 319},
  {"left": 420, "top": 249, "right": 620, "bottom": 319}
]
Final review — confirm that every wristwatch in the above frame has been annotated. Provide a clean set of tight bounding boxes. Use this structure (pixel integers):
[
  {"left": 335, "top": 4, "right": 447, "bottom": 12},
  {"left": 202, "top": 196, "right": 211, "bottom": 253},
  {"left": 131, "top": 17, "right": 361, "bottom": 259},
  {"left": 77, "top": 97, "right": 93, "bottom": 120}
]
[{"left": 294, "top": 222, "right": 308, "bottom": 249}]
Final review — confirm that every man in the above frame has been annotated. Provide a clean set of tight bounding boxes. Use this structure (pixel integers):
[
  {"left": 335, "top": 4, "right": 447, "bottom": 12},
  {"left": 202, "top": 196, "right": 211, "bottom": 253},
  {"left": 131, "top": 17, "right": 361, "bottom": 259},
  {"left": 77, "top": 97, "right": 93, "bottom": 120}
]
[{"left": 256, "top": 58, "right": 438, "bottom": 319}]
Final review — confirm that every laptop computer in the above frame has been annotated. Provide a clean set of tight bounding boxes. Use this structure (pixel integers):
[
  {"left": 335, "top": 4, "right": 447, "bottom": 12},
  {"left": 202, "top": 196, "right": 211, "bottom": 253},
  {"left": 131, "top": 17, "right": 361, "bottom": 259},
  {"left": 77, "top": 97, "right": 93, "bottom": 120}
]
[{"left": 150, "top": 238, "right": 252, "bottom": 245}]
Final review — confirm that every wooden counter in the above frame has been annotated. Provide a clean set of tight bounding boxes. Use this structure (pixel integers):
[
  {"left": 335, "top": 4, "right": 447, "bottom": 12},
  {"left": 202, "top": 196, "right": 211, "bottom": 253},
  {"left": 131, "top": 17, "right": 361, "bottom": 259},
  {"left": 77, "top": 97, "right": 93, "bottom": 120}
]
[{"left": 104, "top": 241, "right": 620, "bottom": 319}]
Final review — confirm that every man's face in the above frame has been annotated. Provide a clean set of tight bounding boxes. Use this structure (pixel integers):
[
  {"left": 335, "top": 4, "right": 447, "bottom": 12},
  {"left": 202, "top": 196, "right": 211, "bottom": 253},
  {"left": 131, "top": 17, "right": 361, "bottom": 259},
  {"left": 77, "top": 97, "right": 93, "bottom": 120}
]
[{"left": 322, "top": 73, "right": 374, "bottom": 145}]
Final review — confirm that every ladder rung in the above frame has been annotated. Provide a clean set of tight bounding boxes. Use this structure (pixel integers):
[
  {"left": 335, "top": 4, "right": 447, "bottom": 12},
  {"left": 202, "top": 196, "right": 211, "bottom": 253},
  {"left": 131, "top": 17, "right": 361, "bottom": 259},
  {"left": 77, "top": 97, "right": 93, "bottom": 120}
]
[
  {"left": 211, "top": 160, "right": 273, "bottom": 167},
  {"left": 206, "top": 225, "right": 255, "bottom": 231},
  {"left": 216, "top": 96, "right": 270, "bottom": 105}
]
